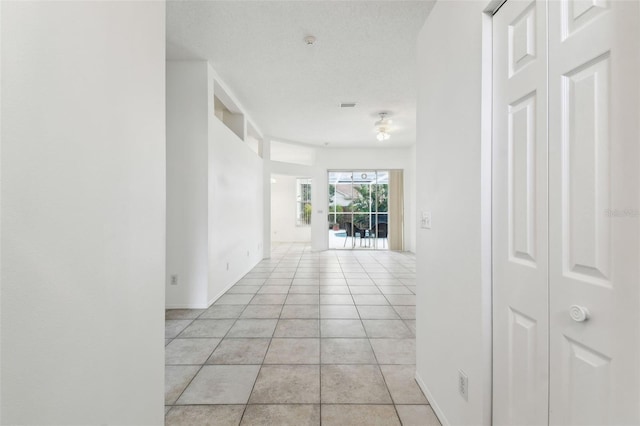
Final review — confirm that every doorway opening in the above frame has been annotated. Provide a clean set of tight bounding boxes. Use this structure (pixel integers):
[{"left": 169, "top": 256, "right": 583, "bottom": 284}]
[
  {"left": 328, "top": 170, "right": 389, "bottom": 250},
  {"left": 270, "top": 174, "right": 312, "bottom": 246}
]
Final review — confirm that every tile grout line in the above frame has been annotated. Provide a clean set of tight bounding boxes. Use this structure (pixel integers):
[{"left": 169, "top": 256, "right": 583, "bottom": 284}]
[
  {"left": 239, "top": 254, "right": 293, "bottom": 424},
  {"left": 169, "top": 255, "right": 289, "bottom": 411},
  {"left": 318, "top": 260, "right": 323, "bottom": 425},
  {"left": 166, "top": 245, "right": 421, "bottom": 424},
  {"left": 169, "top": 286, "right": 261, "bottom": 409},
  {"left": 237, "top": 253, "right": 291, "bottom": 423},
  {"left": 364, "top": 256, "right": 408, "bottom": 425}
]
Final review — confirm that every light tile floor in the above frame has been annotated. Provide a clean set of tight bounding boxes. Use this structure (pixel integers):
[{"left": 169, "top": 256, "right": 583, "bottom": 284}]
[{"left": 165, "top": 243, "right": 441, "bottom": 426}]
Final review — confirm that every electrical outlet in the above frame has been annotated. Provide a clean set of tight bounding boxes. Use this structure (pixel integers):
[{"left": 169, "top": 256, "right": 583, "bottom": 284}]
[
  {"left": 458, "top": 370, "right": 468, "bottom": 401},
  {"left": 170, "top": 275, "right": 178, "bottom": 286},
  {"left": 226, "top": 262, "right": 229, "bottom": 271},
  {"left": 247, "top": 251, "right": 250, "bottom": 257}
]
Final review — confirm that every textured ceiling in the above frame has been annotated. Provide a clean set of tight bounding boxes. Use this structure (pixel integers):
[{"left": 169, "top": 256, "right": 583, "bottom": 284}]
[{"left": 167, "top": 1, "right": 435, "bottom": 147}]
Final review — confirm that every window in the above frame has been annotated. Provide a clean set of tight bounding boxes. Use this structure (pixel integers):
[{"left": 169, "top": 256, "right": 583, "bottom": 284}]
[{"left": 296, "top": 178, "right": 312, "bottom": 226}]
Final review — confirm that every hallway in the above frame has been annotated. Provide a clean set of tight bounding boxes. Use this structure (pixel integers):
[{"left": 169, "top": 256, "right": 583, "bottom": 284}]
[{"left": 164, "top": 244, "right": 440, "bottom": 425}]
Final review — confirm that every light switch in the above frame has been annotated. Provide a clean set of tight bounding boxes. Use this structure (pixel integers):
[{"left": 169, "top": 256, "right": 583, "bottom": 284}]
[{"left": 421, "top": 211, "right": 432, "bottom": 229}]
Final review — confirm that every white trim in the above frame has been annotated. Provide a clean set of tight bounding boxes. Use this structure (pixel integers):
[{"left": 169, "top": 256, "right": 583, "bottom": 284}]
[
  {"left": 415, "top": 371, "right": 450, "bottom": 426},
  {"left": 480, "top": 5, "right": 496, "bottom": 426},
  {"left": 166, "top": 263, "right": 258, "bottom": 310},
  {"left": 263, "top": 138, "right": 272, "bottom": 259},
  {"left": 165, "top": 303, "right": 209, "bottom": 310},
  {"left": 484, "top": 0, "right": 507, "bottom": 15},
  {"left": 0, "top": 0, "right": 4, "bottom": 418},
  {"left": 207, "top": 279, "right": 237, "bottom": 308}
]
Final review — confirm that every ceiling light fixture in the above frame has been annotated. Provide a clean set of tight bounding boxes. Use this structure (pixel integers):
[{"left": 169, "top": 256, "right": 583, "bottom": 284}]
[{"left": 375, "top": 112, "right": 392, "bottom": 141}]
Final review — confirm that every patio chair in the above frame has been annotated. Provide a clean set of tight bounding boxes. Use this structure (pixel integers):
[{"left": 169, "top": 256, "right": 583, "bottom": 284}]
[
  {"left": 343, "top": 222, "right": 362, "bottom": 248},
  {"left": 374, "top": 222, "right": 388, "bottom": 248}
]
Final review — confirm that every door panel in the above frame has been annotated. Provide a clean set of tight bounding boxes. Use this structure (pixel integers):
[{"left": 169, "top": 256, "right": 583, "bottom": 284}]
[
  {"left": 507, "top": 307, "right": 540, "bottom": 422},
  {"left": 510, "top": 92, "right": 538, "bottom": 266},
  {"left": 549, "top": 0, "right": 640, "bottom": 424},
  {"left": 493, "top": 1, "right": 549, "bottom": 425},
  {"left": 563, "top": 54, "right": 611, "bottom": 286},
  {"left": 561, "top": 336, "right": 612, "bottom": 426}
]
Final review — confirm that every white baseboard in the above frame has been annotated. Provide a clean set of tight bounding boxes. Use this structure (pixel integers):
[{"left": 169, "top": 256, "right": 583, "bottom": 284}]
[
  {"left": 165, "top": 279, "right": 245, "bottom": 310},
  {"left": 207, "top": 280, "right": 237, "bottom": 308},
  {"left": 165, "top": 303, "right": 209, "bottom": 310},
  {"left": 415, "top": 371, "right": 450, "bottom": 426},
  {"left": 166, "top": 258, "right": 262, "bottom": 310}
]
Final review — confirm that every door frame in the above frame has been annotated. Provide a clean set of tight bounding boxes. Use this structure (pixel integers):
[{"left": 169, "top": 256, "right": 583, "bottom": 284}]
[{"left": 480, "top": 1, "right": 509, "bottom": 425}]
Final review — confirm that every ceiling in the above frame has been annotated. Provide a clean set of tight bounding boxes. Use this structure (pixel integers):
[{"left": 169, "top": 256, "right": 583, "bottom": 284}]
[{"left": 167, "top": 1, "right": 435, "bottom": 148}]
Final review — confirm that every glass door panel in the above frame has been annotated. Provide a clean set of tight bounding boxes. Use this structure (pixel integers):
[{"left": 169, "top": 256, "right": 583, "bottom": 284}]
[{"left": 328, "top": 170, "right": 389, "bottom": 250}]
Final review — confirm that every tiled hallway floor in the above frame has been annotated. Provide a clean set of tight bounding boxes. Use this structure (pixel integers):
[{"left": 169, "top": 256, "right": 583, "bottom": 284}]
[{"left": 165, "top": 243, "right": 441, "bottom": 426}]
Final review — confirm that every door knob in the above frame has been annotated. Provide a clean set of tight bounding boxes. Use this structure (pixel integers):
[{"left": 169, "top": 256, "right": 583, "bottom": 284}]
[{"left": 569, "top": 305, "right": 590, "bottom": 322}]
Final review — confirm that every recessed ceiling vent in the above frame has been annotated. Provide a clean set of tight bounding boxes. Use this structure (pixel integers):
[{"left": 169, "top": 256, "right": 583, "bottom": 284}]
[{"left": 340, "top": 102, "right": 357, "bottom": 108}]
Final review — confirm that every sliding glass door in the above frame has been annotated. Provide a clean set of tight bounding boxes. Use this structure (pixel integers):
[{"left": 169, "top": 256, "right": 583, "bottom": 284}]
[{"left": 328, "top": 170, "right": 389, "bottom": 250}]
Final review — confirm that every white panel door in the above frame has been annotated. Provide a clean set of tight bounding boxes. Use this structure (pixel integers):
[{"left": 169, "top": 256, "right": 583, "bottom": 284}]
[
  {"left": 493, "top": 1, "right": 549, "bottom": 425},
  {"left": 548, "top": 0, "right": 640, "bottom": 424}
]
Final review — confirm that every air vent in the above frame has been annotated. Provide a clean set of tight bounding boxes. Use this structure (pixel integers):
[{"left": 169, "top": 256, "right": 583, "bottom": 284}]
[{"left": 340, "top": 102, "right": 357, "bottom": 108}]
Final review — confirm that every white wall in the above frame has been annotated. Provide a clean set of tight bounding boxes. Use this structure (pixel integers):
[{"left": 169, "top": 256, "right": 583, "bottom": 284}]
[
  {"left": 0, "top": 1, "right": 3, "bottom": 419},
  {"left": 405, "top": 144, "right": 417, "bottom": 253},
  {"left": 166, "top": 61, "right": 209, "bottom": 308},
  {"left": 414, "top": 2, "right": 491, "bottom": 425},
  {"left": 270, "top": 140, "right": 316, "bottom": 166},
  {"left": 208, "top": 78, "right": 264, "bottom": 304},
  {"left": 263, "top": 139, "right": 272, "bottom": 258},
  {"left": 315, "top": 147, "right": 412, "bottom": 170},
  {"left": 166, "top": 61, "right": 264, "bottom": 308},
  {"left": 263, "top": 142, "right": 416, "bottom": 254},
  {"left": 271, "top": 174, "right": 312, "bottom": 243},
  {"left": 1, "top": 2, "right": 165, "bottom": 424}
]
